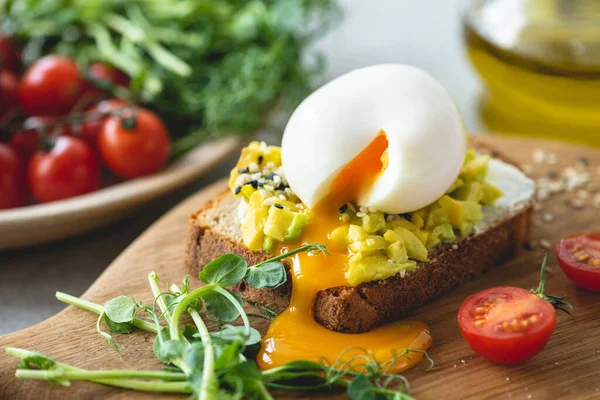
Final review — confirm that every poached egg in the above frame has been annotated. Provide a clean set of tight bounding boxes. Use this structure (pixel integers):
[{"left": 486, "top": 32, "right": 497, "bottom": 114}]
[{"left": 282, "top": 64, "right": 466, "bottom": 214}]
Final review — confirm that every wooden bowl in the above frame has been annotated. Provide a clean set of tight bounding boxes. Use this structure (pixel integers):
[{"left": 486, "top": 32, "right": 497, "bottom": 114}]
[{"left": 0, "top": 136, "right": 243, "bottom": 250}]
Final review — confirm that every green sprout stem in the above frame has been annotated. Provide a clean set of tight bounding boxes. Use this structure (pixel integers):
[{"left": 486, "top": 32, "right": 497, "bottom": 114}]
[
  {"left": 6, "top": 347, "right": 190, "bottom": 394},
  {"left": 56, "top": 292, "right": 158, "bottom": 333},
  {"left": 171, "top": 284, "right": 217, "bottom": 400},
  {"left": 252, "top": 243, "right": 328, "bottom": 269},
  {"left": 169, "top": 284, "right": 216, "bottom": 341},
  {"left": 148, "top": 271, "right": 172, "bottom": 322}
]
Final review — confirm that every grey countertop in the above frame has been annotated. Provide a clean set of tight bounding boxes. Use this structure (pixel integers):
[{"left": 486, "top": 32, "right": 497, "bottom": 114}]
[{"left": 0, "top": 0, "right": 483, "bottom": 335}]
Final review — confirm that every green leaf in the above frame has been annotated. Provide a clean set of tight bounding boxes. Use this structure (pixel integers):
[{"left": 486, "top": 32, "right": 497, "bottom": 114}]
[
  {"left": 182, "top": 324, "right": 200, "bottom": 343},
  {"left": 209, "top": 324, "right": 261, "bottom": 346},
  {"left": 223, "top": 360, "right": 263, "bottom": 394},
  {"left": 104, "top": 315, "right": 136, "bottom": 334},
  {"left": 103, "top": 296, "right": 135, "bottom": 323},
  {"left": 245, "top": 261, "right": 286, "bottom": 289},
  {"left": 160, "top": 340, "right": 191, "bottom": 363},
  {"left": 199, "top": 254, "right": 248, "bottom": 287},
  {"left": 214, "top": 341, "right": 244, "bottom": 371},
  {"left": 203, "top": 291, "right": 243, "bottom": 322},
  {"left": 347, "top": 374, "right": 377, "bottom": 400},
  {"left": 17, "top": 351, "right": 57, "bottom": 370},
  {"left": 153, "top": 327, "right": 171, "bottom": 364}
]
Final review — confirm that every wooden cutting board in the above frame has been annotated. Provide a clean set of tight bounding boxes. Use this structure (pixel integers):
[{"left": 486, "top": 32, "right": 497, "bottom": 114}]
[{"left": 1, "top": 136, "right": 599, "bottom": 400}]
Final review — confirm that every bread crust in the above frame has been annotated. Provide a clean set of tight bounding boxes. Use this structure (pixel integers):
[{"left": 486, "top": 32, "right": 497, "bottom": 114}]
[{"left": 184, "top": 139, "right": 533, "bottom": 333}]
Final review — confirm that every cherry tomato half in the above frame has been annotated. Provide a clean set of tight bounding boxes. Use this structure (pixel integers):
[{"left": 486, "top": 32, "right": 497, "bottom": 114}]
[
  {"left": 97, "top": 107, "right": 170, "bottom": 179},
  {"left": 556, "top": 233, "right": 600, "bottom": 292},
  {"left": 0, "top": 34, "right": 21, "bottom": 72},
  {"left": 458, "top": 286, "right": 556, "bottom": 364},
  {"left": 0, "top": 70, "right": 19, "bottom": 121},
  {"left": 28, "top": 136, "right": 100, "bottom": 203},
  {"left": 19, "top": 55, "right": 85, "bottom": 117}
]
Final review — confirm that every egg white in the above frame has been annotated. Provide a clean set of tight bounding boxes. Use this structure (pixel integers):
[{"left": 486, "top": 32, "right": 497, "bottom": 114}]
[{"left": 281, "top": 64, "right": 466, "bottom": 214}]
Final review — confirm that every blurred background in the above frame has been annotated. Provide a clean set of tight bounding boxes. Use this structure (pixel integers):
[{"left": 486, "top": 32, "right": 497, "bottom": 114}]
[{"left": 2, "top": 0, "right": 600, "bottom": 334}]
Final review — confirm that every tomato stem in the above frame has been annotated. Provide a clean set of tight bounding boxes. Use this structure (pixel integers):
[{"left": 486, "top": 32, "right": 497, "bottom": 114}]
[
  {"left": 531, "top": 254, "right": 573, "bottom": 315},
  {"left": 119, "top": 107, "right": 138, "bottom": 130}
]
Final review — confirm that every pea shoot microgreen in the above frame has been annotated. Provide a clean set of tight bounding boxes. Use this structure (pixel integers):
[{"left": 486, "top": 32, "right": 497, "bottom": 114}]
[{"left": 5, "top": 242, "right": 432, "bottom": 399}]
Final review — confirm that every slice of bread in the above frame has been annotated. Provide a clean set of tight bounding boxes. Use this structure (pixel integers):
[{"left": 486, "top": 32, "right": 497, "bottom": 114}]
[{"left": 185, "top": 142, "right": 534, "bottom": 333}]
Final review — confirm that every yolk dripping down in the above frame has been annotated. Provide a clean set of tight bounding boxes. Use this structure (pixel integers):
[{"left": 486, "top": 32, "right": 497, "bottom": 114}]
[{"left": 257, "top": 131, "right": 432, "bottom": 372}]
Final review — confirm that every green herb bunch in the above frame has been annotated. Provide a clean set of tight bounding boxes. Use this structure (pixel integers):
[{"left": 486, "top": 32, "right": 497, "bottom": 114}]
[
  {"left": 2, "top": 0, "right": 340, "bottom": 152},
  {"left": 5, "top": 243, "right": 431, "bottom": 399}
]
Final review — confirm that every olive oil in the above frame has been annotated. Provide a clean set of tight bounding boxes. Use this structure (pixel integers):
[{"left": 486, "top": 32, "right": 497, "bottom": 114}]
[{"left": 464, "top": 0, "right": 600, "bottom": 146}]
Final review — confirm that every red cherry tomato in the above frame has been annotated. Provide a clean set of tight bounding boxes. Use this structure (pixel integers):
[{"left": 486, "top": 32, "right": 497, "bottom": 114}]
[
  {"left": 458, "top": 286, "right": 556, "bottom": 364},
  {"left": 97, "top": 107, "right": 170, "bottom": 179},
  {"left": 74, "top": 99, "right": 126, "bottom": 145},
  {"left": 0, "top": 34, "right": 21, "bottom": 72},
  {"left": 28, "top": 136, "right": 100, "bottom": 203},
  {"left": 556, "top": 233, "right": 600, "bottom": 292},
  {"left": 0, "top": 70, "right": 19, "bottom": 121},
  {"left": 84, "top": 62, "right": 130, "bottom": 99},
  {"left": 9, "top": 130, "right": 39, "bottom": 160},
  {"left": 0, "top": 143, "right": 26, "bottom": 209},
  {"left": 9, "top": 116, "right": 74, "bottom": 159},
  {"left": 19, "top": 55, "right": 85, "bottom": 116}
]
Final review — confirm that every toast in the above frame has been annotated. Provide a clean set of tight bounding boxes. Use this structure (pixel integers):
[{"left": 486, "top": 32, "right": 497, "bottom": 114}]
[{"left": 185, "top": 142, "right": 534, "bottom": 334}]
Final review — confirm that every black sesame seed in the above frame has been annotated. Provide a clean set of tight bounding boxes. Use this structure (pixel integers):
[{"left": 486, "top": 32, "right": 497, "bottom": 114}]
[
  {"left": 275, "top": 183, "right": 287, "bottom": 191},
  {"left": 256, "top": 181, "right": 264, "bottom": 187},
  {"left": 274, "top": 204, "right": 284, "bottom": 209},
  {"left": 243, "top": 181, "right": 259, "bottom": 189},
  {"left": 267, "top": 173, "right": 277, "bottom": 180},
  {"left": 258, "top": 155, "right": 264, "bottom": 165},
  {"left": 339, "top": 204, "right": 348, "bottom": 213},
  {"left": 234, "top": 187, "right": 242, "bottom": 195},
  {"left": 238, "top": 168, "right": 249, "bottom": 174}
]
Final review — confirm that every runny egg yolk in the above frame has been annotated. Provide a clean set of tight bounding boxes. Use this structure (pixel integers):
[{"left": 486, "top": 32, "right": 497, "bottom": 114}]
[{"left": 257, "top": 131, "right": 432, "bottom": 373}]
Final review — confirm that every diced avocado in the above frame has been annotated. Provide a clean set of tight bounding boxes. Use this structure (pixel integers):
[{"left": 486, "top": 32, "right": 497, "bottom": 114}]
[
  {"left": 386, "top": 241, "right": 408, "bottom": 263},
  {"left": 414, "top": 229, "right": 429, "bottom": 246},
  {"left": 425, "top": 207, "right": 450, "bottom": 230},
  {"left": 387, "top": 217, "right": 419, "bottom": 232},
  {"left": 330, "top": 225, "right": 350, "bottom": 249},
  {"left": 391, "top": 227, "right": 429, "bottom": 262},
  {"left": 348, "top": 225, "right": 367, "bottom": 242},
  {"left": 285, "top": 213, "right": 308, "bottom": 241},
  {"left": 263, "top": 206, "right": 296, "bottom": 242},
  {"left": 241, "top": 207, "right": 268, "bottom": 251},
  {"left": 275, "top": 198, "right": 301, "bottom": 212},
  {"left": 438, "top": 195, "right": 465, "bottom": 228},
  {"left": 362, "top": 212, "right": 386, "bottom": 234},
  {"left": 462, "top": 200, "right": 483, "bottom": 222},
  {"left": 446, "top": 178, "right": 464, "bottom": 194},
  {"left": 263, "top": 236, "right": 275, "bottom": 252},
  {"left": 481, "top": 181, "right": 504, "bottom": 205},
  {"left": 459, "top": 221, "right": 474, "bottom": 238},
  {"left": 460, "top": 154, "right": 490, "bottom": 181},
  {"left": 347, "top": 253, "right": 417, "bottom": 286},
  {"left": 413, "top": 208, "right": 429, "bottom": 226},
  {"left": 453, "top": 181, "right": 483, "bottom": 202},
  {"left": 410, "top": 212, "right": 425, "bottom": 229},
  {"left": 249, "top": 190, "right": 269, "bottom": 207},
  {"left": 349, "top": 235, "right": 388, "bottom": 253},
  {"left": 426, "top": 223, "right": 456, "bottom": 248}
]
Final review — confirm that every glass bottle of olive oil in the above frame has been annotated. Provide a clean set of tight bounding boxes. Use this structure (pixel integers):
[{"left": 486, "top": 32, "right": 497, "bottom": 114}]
[{"left": 464, "top": 0, "right": 600, "bottom": 146}]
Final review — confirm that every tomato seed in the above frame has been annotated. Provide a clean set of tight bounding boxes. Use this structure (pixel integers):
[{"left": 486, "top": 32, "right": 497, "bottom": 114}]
[
  {"left": 576, "top": 253, "right": 590, "bottom": 262},
  {"left": 591, "top": 259, "right": 600, "bottom": 267}
]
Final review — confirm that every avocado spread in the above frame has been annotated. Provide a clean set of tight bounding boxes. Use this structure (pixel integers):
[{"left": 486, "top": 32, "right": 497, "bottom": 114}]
[{"left": 229, "top": 143, "right": 503, "bottom": 286}]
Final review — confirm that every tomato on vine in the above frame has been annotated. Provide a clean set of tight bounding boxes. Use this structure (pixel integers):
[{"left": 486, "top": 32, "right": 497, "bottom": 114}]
[
  {"left": 0, "top": 69, "right": 19, "bottom": 121},
  {"left": 0, "top": 143, "right": 26, "bottom": 209},
  {"left": 458, "top": 256, "right": 571, "bottom": 364},
  {"left": 19, "top": 55, "right": 86, "bottom": 116},
  {"left": 28, "top": 136, "right": 100, "bottom": 203},
  {"left": 0, "top": 34, "right": 21, "bottom": 72},
  {"left": 97, "top": 107, "right": 171, "bottom": 179},
  {"left": 84, "top": 62, "right": 130, "bottom": 99}
]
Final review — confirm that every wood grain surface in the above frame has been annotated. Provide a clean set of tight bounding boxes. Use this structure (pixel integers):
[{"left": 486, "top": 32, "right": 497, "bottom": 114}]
[{"left": 1, "top": 136, "right": 599, "bottom": 400}]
